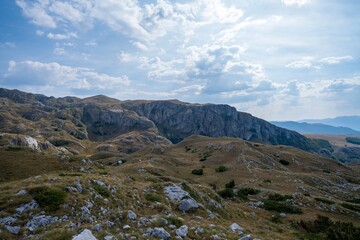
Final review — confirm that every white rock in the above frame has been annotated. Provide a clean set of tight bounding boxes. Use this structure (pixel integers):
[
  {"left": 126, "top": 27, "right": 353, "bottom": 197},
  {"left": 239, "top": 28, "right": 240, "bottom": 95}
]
[
  {"left": 72, "top": 229, "right": 98, "bottom": 240},
  {"left": 239, "top": 235, "right": 251, "bottom": 240},
  {"left": 280, "top": 213, "right": 286, "bottom": 218},
  {"left": 163, "top": 184, "right": 190, "bottom": 201},
  {"left": 230, "top": 223, "right": 244, "bottom": 235},
  {"left": 150, "top": 227, "right": 171, "bottom": 239},
  {"left": 123, "top": 225, "right": 131, "bottom": 230},
  {"left": 5, "top": 225, "right": 20, "bottom": 234},
  {"left": 127, "top": 210, "right": 137, "bottom": 220},
  {"left": 16, "top": 189, "right": 28, "bottom": 196},
  {"left": 26, "top": 214, "right": 59, "bottom": 231},
  {"left": 176, "top": 225, "right": 188, "bottom": 237},
  {"left": 16, "top": 200, "right": 39, "bottom": 214},
  {"left": 24, "top": 136, "right": 40, "bottom": 151},
  {"left": 178, "top": 198, "right": 199, "bottom": 212}
]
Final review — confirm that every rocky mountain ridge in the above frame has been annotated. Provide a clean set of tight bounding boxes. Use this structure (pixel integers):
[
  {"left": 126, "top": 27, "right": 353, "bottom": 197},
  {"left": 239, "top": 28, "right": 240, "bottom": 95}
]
[{"left": 0, "top": 88, "right": 326, "bottom": 155}]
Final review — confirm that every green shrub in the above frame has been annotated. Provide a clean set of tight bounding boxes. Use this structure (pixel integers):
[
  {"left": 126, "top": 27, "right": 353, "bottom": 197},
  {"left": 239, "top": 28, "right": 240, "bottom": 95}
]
[
  {"left": 271, "top": 214, "right": 282, "bottom": 223},
  {"left": 59, "top": 173, "right": 82, "bottom": 177},
  {"left": 93, "top": 185, "right": 110, "bottom": 198},
  {"left": 166, "top": 217, "right": 183, "bottom": 228},
  {"left": 144, "top": 193, "right": 162, "bottom": 202},
  {"left": 346, "top": 198, "right": 360, "bottom": 204},
  {"left": 346, "top": 137, "right": 360, "bottom": 145},
  {"left": 191, "top": 168, "right": 203, "bottom": 175},
  {"left": 238, "top": 187, "right": 261, "bottom": 196},
  {"left": 263, "top": 179, "right": 272, "bottom": 183},
  {"left": 279, "top": 159, "right": 290, "bottom": 165},
  {"left": 341, "top": 202, "right": 360, "bottom": 212},
  {"left": 299, "top": 215, "right": 360, "bottom": 240},
  {"left": 268, "top": 193, "right": 292, "bottom": 201},
  {"left": 215, "top": 166, "right": 228, "bottom": 172},
  {"left": 225, "top": 180, "right": 235, "bottom": 189},
  {"left": 263, "top": 200, "right": 302, "bottom": 214},
  {"left": 218, "top": 188, "right": 235, "bottom": 199},
  {"left": 30, "top": 187, "right": 67, "bottom": 211},
  {"left": 315, "top": 197, "right": 335, "bottom": 204}
]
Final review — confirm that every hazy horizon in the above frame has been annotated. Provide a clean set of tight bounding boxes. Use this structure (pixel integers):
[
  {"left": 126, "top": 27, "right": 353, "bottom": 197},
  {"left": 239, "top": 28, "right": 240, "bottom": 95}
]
[{"left": 1, "top": 0, "right": 359, "bottom": 121}]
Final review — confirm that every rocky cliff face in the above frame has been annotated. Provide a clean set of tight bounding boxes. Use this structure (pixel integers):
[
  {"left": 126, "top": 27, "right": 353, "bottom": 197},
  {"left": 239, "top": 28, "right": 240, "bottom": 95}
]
[
  {"left": 121, "top": 100, "right": 318, "bottom": 152},
  {"left": 0, "top": 88, "right": 323, "bottom": 154}
]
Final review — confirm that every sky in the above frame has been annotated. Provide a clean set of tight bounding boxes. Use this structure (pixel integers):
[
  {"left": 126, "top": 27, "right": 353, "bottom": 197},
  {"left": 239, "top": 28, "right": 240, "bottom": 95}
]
[{"left": 0, "top": 0, "right": 359, "bottom": 121}]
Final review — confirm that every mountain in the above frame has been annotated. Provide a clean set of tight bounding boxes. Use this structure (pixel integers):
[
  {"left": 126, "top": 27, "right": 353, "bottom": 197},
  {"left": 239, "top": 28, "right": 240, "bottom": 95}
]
[
  {"left": 271, "top": 121, "right": 360, "bottom": 135},
  {"left": 302, "top": 116, "right": 360, "bottom": 131},
  {"left": 0, "top": 87, "right": 327, "bottom": 155},
  {"left": 1, "top": 88, "right": 360, "bottom": 239}
]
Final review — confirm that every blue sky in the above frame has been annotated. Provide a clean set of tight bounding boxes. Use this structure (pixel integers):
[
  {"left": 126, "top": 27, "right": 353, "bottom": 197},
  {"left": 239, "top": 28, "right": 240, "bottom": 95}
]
[{"left": 0, "top": 0, "right": 359, "bottom": 120}]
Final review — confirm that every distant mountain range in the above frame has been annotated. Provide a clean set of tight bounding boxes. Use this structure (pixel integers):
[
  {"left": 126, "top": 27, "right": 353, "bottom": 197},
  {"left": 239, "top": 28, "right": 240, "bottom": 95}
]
[
  {"left": 301, "top": 116, "right": 360, "bottom": 131},
  {"left": 271, "top": 121, "right": 360, "bottom": 135}
]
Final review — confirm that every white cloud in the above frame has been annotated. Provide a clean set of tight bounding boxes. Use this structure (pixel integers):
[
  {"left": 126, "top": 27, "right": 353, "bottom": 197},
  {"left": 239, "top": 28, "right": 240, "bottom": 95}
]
[
  {"left": 47, "top": 32, "right": 77, "bottom": 40},
  {"left": 286, "top": 60, "right": 312, "bottom": 69},
  {"left": 131, "top": 41, "right": 148, "bottom": 51},
  {"left": 16, "top": 0, "right": 56, "bottom": 28},
  {"left": 319, "top": 55, "right": 354, "bottom": 64},
  {"left": 3, "top": 61, "right": 130, "bottom": 90},
  {"left": 53, "top": 47, "right": 65, "bottom": 55},
  {"left": 85, "top": 41, "right": 97, "bottom": 46},
  {"left": 36, "top": 30, "right": 44, "bottom": 36},
  {"left": 282, "top": 0, "right": 311, "bottom": 6}
]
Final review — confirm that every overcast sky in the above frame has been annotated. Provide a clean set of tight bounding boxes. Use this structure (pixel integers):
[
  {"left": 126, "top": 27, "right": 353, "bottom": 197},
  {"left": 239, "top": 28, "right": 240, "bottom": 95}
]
[{"left": 0, "top": 0, "right": 359, "bottom": 120}]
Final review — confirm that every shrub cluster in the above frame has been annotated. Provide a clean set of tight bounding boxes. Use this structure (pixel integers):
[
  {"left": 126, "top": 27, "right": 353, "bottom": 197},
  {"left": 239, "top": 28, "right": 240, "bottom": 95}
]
[
  {"left": 30, "top": 187, "right": 67, "bottom": 211},
  {"left": 144, "top": 193, "right": 162, "bottom": 202},
  {"left": 215, "top": 165, "right": 228, "bottom": 172},
  {"left": 299, "top": 215, "right": 360, "bottom": 240},
  {"left": 191, "top": 168, "right": 204, "bottom": 175},
  {"left": 279, "top": 159, "right": 290, "bottom": 165},
  {"left": 263, "top": 200, "right": 302, "bottom": 214},
  {"left": 268, "top": 193, "right": 292, "bottom": 201}
]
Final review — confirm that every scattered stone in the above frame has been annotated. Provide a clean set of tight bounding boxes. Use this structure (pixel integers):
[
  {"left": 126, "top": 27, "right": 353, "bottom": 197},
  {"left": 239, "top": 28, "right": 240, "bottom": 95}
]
[
  {"left": 164, "top": 184, "right": 190, "bottom": 201},
  {"left": 16, "top": 200, "right": 39, "bottom": 214},
  {"left": 117, "top": 160, "right": 123, "bottom": 165},
  {"left": 138, "top": 168, "right": 147, "bottom": 173},
  {"left": 66, "top": 186, "right": 78, "bottom": 192},
  {"left": 280, "top": 213, "right": 286, "bottom": 218},
  {"left": 176, "top": 225, "right": 188, "bottom": 237},
  {"left": 5, "top": 225, "right": 20, "bottom": 234},
  {"left": 105, "top": 220, "right": 115, "bottom": 228},
  {"left": 79, "top": 167, "right": 87, "bottom": 173},
  {"left": 26, "top": 214, "right": 59, "bottom": 231},
  {"left": 208, "top": 199, "right": 222, "bottom": 209},
  {"left": 0, "top": 215, "right": 18, "bottom": 225},
  {"left": 16, "top": 189, "right": 28, "bottom": 196},
  {"left": 81, "top": 206, "right": 91, "bottom": 217},
  {"left": 138, "top": 217, "right": 151, "bottom": 227},
  {"left": 92, "top": 223, "right": 102, "bottom": 232},
  {"left": 92, "top": 180, "right": 106, "bottom": 187},
  {"left": 76, "top": 180, "right": 83, "bottom": 193},
  {"left": 230, "top": 223, "right": 244, "bottom": 235},
  {"left": 104, "top": 236, "right": 115, "bottom": 240},
  {"left": 169, "top": 224, "right": 177, "bottom": 229},
  {"left": 72, "top": 229, "right": 97, "bottom": 240},
  {"left": 247, "top": 201, "right": 264, "bottom": 207},
  {"left": 150, "top": 227, "right": 171, "bottom": 239},
  {"left": 195, "top": 227, "right": 205, "bottom": 235},
  {"left": 239, "top": 235, "right": 251, "bottom": 240},
  {"left": 127, "top": 210, "right": 137, "bottom": 220},
  {"left": 178, "top": 198, "right": 199, "bottom": 212},
  {"left": 123, "top": 225, "right": 131, "bottom": 230}
]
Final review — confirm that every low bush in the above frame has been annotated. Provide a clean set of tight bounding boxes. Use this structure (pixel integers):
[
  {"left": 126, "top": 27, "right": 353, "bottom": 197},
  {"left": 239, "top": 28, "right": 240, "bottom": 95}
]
[
  {"left": 218, "top": 188, "right": 235, "bottom": 199},
  {"left": 263, "top": 200, "right": 302, "bottom": 214},
  {"left": 30, "top": 187, "right": 67, "bottom": 211},
  {"left": 225, "top": 180, "right": 235, "bottom": 189},
  {"left": 144, "top": 193, "right": 162, "bottom": 202},
  {"left": 166, "top": 217, "right": 183, "bottom": 228},
  {"left": 299, "top": 215, "right": 360, "bottom": 240},
  {"left": 341, "top": 202, "right": 360, "bottom": 212},
  {"left": 314, "top": 197, "right": 335, "bottom": 204},
  {"left": 268, "top": 193, "right": 292, "bottom": 201},
  {"left": 93, "top": 185, "right": 110, "bottom": 198},
  {"left": 191, "top": 168, "right": 203, "bottom": 175},
  {"left": 215, "top": 165, "right": 228, "bottom": 172},
  {"left": 279, "top": 159, "right": 290, "bottom": 165},
  {"left": 238, "top": 187, "right": 261, "bottom": 196}
]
